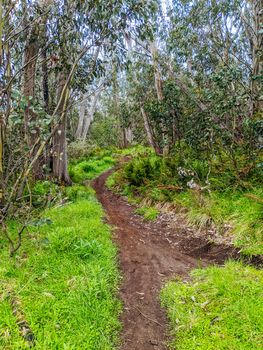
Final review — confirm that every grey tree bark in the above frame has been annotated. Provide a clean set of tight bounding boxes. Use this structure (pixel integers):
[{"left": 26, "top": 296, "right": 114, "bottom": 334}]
[
  {"left": 75, "top": 84, "right": 104, "bottom": 141},
  {"left": 140, "top": 106, "right": 160, "bottom": 154},
  {"left": 251, "top": 0, "right": 263, "bottom": 114},
  {"left": 52, "top": 70, "right": 72, "bottom": 184}
]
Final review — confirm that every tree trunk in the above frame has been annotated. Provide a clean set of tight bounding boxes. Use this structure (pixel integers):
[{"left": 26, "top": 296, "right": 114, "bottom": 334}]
[
  {"left": 82, "top": 113, "right": 93, "bottom": 140},
  {"left": 150, "top": 42, "right": 164, "bottom": 102},
  {"left": 125, "top": 126, "right": 133, "bottom": 145},
  {"left": 52, "top": 71, "right": 72, "bottom": 184},
  {"left": 251, "top": 0, "right": 263, "bottom": 114},
  {"left": 41, "top": 26, "right": 52, "bottom": 174},
  {"left": 83, "top": 88, "right": 103, "bottom": 138},
  {"left": 75, "top": 95, "right": 86, "bottom": 139},
  {"left": 122, "top": 127, "right": 128, "bottom": 148},
  {"left": 0, "top": 3, "right": 10, "bottom": 207},
  {"left": 23, "top": 22, "right": 42, "bottom": 178},
  {"left": 0, "top": 121, "right": 4, "bottom": 208},
  {"left": 141, "top": 106, "right": 160, "bottom": 154},
  {"left": 121, "top": 127, "right": 133, "bottom": 148},
  {"left": 42, "top": 45, "right": 49, "bottom": 112},
  {"left": 0, "top": 0, "right": 3, "bottom": 67},
  {"left": 150, "top": 41, "right": 168, "bottom": 153}
]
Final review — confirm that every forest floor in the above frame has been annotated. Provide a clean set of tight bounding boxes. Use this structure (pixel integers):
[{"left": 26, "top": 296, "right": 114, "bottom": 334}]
[{"left": 92, "top": 169, "right": 260, "bottom": 350}]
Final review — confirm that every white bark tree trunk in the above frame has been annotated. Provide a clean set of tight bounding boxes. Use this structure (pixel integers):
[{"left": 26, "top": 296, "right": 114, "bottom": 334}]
[
  {"left": 75, "top": 84, "right": 104, "bottom": 141},
  {"left": 150, "top": 41, "right": 164, "bottom": 102},
  {"left": 251, "top": 0, "right": 263, "bottom": 114},
  {"left": 141, "top": 106, "right": 160, "bottom": 153},
  {"left": 75, "top": 95, "right": 86, "bottom": 140}
]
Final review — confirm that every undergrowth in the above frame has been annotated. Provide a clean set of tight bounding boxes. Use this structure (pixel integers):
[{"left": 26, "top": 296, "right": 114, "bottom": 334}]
[
  {"left": 69, "top": 155, "right": 115, "bottom": 183},
  {"left": 174, "top": 189, "right": 263, "bottom": 255},
  {"left": 108, "top": 147, "right": 263, "bottom": 255},
  {"left": 161, "top": 261, "right": 263, "bottom": 350}
]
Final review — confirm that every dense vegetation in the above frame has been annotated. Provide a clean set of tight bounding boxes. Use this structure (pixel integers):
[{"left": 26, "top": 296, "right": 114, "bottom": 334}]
[
  {"left": 108, "top": 147, "right": 263, "bottom": 255},
  {"left": 0, "top": 0, "right": 262, "bottom": 349}
]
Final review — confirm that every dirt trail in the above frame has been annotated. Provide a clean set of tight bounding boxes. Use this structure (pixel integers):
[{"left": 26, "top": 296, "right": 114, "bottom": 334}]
[{"left": 92, "top": 170, "right": 251, "bottom": 350}]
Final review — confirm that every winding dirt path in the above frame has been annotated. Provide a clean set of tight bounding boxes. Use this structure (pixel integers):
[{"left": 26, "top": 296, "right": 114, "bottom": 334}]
[{"left": 92, "top": 170, "right": 252, "bottom": 350}]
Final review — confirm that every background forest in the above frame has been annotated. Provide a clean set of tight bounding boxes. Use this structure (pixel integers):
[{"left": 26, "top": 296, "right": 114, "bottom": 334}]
[{"left": 1, "top": 0, "right": 262, "bottom": 201}]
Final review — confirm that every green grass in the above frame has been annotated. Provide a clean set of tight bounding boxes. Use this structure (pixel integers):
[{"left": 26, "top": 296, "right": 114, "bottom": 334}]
[
  {"left": 161, "top": 261, "right": 263, "bottom": 350},
  {"left": 135, "top": 206, "right": 159, "bottom": 221},
  {"left": 0, "top": 154, "right": 121, "bottom": 349},
  {"left": 69, "top": 146, "right": 153, "bottom": 185},
  {"left": 116, "top": 145, "right": 154, "bottom": 157},
  {"left": 69, "top": 155, "right": 116, "bottom": 183},
  {"left": 105, "top": 172, "right": 116, "bottom": 189},
  {"left": 0, "top": 186, "right": 121, "bottom": 349},
  {"left": 171, "top": 188, "right": 263, "bottom": 255}
]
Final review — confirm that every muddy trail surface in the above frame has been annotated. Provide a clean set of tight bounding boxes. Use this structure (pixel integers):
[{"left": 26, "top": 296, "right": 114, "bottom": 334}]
[{"left": 92, "top": 170, "right": 257, "bottom": 350}]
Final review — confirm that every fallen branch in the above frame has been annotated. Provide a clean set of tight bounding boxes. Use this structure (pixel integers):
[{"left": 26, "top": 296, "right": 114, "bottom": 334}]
[
  {"left": 8, "top": 292, "right": 35, "bottom": 346},
  {"left": 244, "top": 194, "right": 263, "bottom": 204},
  {"left": 134, "top": 306, "right": 163, "bottom": 327}
]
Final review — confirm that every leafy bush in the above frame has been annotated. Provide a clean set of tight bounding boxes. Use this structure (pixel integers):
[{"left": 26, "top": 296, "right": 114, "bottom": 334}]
[
  {"left": 69, "top": 144, "right": 115, "bottom": 165},
  {"left": 123, "top": 156, "right": 162, "bottom": 186},
  {"left": 89, "top": 115, "right": 122, "bottom": 148},
  {"left": 68, "top": 141, "right": 93, "bottom": 161}
]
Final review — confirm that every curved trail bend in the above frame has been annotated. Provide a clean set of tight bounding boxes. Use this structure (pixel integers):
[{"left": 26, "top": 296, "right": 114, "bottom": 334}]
[{"left": 92, "top": 170, "right": 236, "bottom": 350}]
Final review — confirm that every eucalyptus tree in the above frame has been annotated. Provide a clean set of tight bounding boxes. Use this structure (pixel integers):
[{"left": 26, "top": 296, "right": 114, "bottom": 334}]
[
  {"left": 49, "top": 0, "right": 158, "bottom": 182},
  {"left": 75, "top": 79, "right": 106, "bottom": 141},
  {"left": 1, "top": 0, "right": 158, "bottom": 186},
  {"left": 165, "top": 0, "right": 263, "bottom": 164}
]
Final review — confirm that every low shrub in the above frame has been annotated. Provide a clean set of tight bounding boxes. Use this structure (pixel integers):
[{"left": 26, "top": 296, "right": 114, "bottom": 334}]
[
  {"left": 135, "top": 206, "right": 159, "bottom": 221},
  {"left": 123, "top": 156, "right": 162, "bottom": 186}
]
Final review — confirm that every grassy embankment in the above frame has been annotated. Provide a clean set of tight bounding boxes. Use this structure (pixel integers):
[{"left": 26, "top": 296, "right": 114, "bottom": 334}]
[
  {"left": 0, "top": 152, "right": 120, "bottom": 349},
  {"left": 161, "top": 261, "right": 263, "bottom": 350},
  {"left": 107, "top": 147, "right": 263, "bottom": 256}
]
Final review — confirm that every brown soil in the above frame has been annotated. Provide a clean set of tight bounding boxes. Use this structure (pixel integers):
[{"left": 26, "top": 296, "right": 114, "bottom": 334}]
[{"left": 92, "top": 169, "right": 262, "bottom": 350}]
